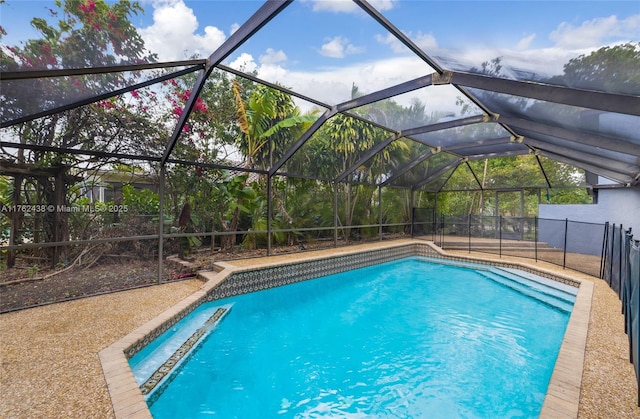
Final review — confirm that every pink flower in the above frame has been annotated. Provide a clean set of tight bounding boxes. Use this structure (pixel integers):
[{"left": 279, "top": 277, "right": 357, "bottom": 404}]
[{"left": 194, "top": 98, "right": 208, "bottom": 113}]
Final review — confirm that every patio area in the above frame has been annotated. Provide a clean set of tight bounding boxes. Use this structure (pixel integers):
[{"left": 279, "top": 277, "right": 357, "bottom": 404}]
[
  {"left": 0, "top": 241, "right": 638, "bottom": 418},
  {"left": 1, "top": 1, "right": 638, "bottom": 417}
]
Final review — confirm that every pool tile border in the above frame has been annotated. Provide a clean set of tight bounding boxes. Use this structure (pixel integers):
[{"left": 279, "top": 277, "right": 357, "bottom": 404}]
[
  {"left": 138, "top": 307, "right": 229, "bottom": 398},
  {"left": 99, "top": 240, "right": 590, "bottom": 419}
]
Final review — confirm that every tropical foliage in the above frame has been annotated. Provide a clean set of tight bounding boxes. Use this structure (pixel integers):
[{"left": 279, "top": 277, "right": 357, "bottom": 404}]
[{"left": 0, "top": 0, "right": 610, "bottom": 270}]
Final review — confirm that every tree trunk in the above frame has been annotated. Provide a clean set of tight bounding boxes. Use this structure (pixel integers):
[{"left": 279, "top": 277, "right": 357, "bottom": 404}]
[{"left": 7, "top": 176, "right": 23, "bottom": 268}]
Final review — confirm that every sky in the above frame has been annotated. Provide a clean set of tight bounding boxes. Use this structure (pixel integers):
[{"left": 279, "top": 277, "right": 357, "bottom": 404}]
[{"left": 1, "top": 0, "right": 639, "bottom": 111}]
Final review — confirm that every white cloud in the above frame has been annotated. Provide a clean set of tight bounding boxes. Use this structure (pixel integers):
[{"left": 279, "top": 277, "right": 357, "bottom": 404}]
[
  {"left": 230, "top": 23, "right": 240, "bottom": 35},
  {"left": 516, "top": 34, "right": 536, "bottom": 50},
  {"left": 320, "top": 36, "right": 365, "bottom": 58},
  {"left": 413, "top": 32, "right": 438, "bottom": 52},
  {"left": 375, "top": 33, "right": 401, "bottom": 53},
  {"left": 282, "top": 55, "right": 457, "bottom": 113},
  {"left": 140, "top": 0, "right": 226, "bottom": 61},
  {"left": 229, "top": 52, "right": 258, "bottom": 73},
  {"left": 549, "top": 14, "right": 640, "bottom": 49},
  {"left": 260, "top": 48, "right": 287, "bottom": 65},
  {"left": 229, "top": 53, "right": 445, "bottom": 112},
  {"left": 369, "top": 0, "right": 396, "bottom": 11},
  {"left": 436, "top": 45, "right": 596, "bottom": 79},
  {"left": 304, "top": 0, "right": 396, "bottom": 13},
  {"left": 210, "top": 6, "right": 639, "bottom": 121},
  {"left": 375, "top": 31, "right": 438, "bottom": 53}
]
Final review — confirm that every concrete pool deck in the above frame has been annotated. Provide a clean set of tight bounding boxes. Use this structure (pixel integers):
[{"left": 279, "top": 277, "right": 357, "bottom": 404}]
[{"left": 1, "top": 239, "right": 638, "bottom": 418}]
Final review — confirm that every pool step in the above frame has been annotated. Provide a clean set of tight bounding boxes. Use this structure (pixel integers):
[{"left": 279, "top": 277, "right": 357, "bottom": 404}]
[{"left": 478, "top": 270, "right": 574, "bottom": 313}]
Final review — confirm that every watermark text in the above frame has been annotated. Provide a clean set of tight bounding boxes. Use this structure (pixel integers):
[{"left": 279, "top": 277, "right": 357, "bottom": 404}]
[{"left": 1, "top": 204, "right": 129, "bottom": 213}]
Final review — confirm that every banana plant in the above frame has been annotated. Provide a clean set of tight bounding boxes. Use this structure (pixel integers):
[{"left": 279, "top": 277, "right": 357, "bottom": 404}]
[{"left": 227, "top": 80, "right": 317, "bottom": 249}]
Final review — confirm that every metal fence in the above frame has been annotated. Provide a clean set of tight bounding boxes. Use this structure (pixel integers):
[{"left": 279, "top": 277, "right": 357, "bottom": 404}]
[
  {"left": 602, "top": 224, "right": 640, "bottom": 406},
  {"left": 418, "top": 214, "right": 606, "bottom": 278}
]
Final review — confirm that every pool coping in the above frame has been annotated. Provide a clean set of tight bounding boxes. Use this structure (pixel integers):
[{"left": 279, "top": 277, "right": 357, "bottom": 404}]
[{"left": 99, "top": 239, "right": 591, "bottom": 418}]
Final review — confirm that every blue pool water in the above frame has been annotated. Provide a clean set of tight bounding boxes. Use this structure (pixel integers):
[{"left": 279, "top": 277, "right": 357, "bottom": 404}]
[{"left": 129, "top": 257, "right": 575, "bottom": 418}]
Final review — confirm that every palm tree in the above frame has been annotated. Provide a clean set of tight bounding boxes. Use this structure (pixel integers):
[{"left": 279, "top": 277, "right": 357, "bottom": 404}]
[{"left": 223, "top": 80, "right": 317, "bottom": 249}]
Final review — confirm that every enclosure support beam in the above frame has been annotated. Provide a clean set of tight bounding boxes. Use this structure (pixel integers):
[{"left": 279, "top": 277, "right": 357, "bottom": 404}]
[
  {"left": 267, "top": 175, "right": 272, "bottom": 256},
  {"left": 499, "top": 115, "right": 640, "bottom": 157},
  {"left": 495, "top": 191, "right": 500, "bottom": 240},
  {"left": 466, "top": 150, "right": 529, "bottom": 160},
  {"left": 218, "top": 63, "right": 330, "bottom": 110},
  {"left": 162, "top": 0, "right": 292, "bottom": 164},
  {"left": 436, "top": 164, "right": 459, "bottom": 193},
  {"left": 336, "top": 134, "right": 397, "bottom": 183},
  {"left": 525, "top": 137, "right": 639, "bottom": 177},
  {"left": 535, "top": 155, "right": 552, "bottom": 188},
  {"left": 439, "top": 136, "right": 513, "bottom": 153},
  {"left": 414, "top": 158, "right": 463, "bottom": 189},
  {"left": 433, "top": 192, "right": 438, "bottom": 243},
  {"left": 378, "top": 185, "right": 383, "bottom": 241},
  {"left": 333, "top": 183, "right": 339, "bottom": 247},
  {"left": 0, "top": 141, "right": 162, "bottom": 162},
  {"left": 403, "top": 115, "right": 490, "bottom": 138},
  {"left": 158, "top": 166, "right": 165, "bottom": 284},
  {"left": 410, "top": 189, "right": 415, "bottom": 239},
  {"left": 536, "top": 150, "right": 634, "bottom": 185},
  {"left": 354, "top": 0, "right": 445, "bottom": 74},
  {"left": 270, "top": 108, "right": 336, "bottom": 176},
  {"left": 380, "top": 148, "right": 438, "bottom": 187},
  {"left": 336, "top": 115, "right": 490, "bottom": 184},
  {"left": 1, "top": 59, "right": 207, "bottom": 81},
  {"left": 466, "top": 161, "right": 483, "bottom": 190},
  {"left": 2, "top": 66, "right": 204, "bottom": 128},
  {"left": 353, "top": 0, "right": 525, "bottom": 151},
  {"left": 450, "top": 71, "right": 640, "bottom": 116},
  {"left": 336, "top": 74, "right": 434, "bottom": 112}
]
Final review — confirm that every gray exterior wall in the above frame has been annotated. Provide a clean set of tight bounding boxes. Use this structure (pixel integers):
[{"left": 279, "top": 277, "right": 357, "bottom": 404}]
[{"left": 538, "top": 187, "right": 640, "bottom": 255}]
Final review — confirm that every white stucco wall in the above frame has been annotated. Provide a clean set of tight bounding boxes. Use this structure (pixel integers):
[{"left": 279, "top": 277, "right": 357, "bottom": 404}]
[
  {"left": 539, "top": 187, "right": 640, "bottom": 232},
  {"left": 538, "top": 187, "right": 640, "bottom": 255}
]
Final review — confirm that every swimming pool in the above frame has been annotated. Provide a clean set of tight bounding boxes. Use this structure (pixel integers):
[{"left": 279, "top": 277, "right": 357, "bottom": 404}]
[{"left": 129, "top": 256, "right": 576, "bottom": 418}]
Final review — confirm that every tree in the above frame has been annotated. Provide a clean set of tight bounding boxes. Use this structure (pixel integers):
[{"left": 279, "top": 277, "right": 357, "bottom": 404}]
[
  {"left": 228, "top": 81, "right": 317, "bottom": 249},
  {"left": 548, "top": 42, "right": 640, "bottom": 94},
  {"left": 1, "top": 0, "right": 157, "bottom": 266}
]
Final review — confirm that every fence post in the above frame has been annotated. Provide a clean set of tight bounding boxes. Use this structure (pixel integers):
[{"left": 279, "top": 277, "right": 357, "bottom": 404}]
[
  {"left": 378, "top": 185, "right": 384, "bottom": 241},
  {"left": 618, "top": 224, "right": 624, "bottom": 295},
  {"left": 534, "top": 216, "right": 538, "bottom": 262},
  {"left": 610, "top": 224, "right": 616, "bottom": 283},
  {"left": 499, "top": 215, "right": 502, "bottom": 257},
  {"left": 158, "top": 165, "right": 165, "bottom": 285},
  {"left": 600, "top": 222, "right": 609, "bottom": 279},
  {"left": 410, "top": 207, "right": 414, "bottom": 240},
  {"left": 432, "top": 210, "right": 436, "bottom": 242},
  {"left": 267, "top": 175, "right": 272, "bottom": 256},
  {"left": 333, "top": 183, "right": 338, "bottom": 247},
  {"left": 468, "top": 215, "right": 471, "bottom": 253},
  {"left": 563, "top": 218, "right": 568, "bottom": 269}
]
